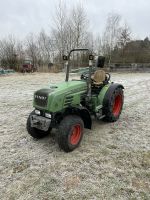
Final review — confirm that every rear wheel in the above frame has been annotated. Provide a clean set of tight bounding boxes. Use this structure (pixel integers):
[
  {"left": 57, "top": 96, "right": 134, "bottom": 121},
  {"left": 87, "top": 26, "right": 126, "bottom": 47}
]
[
  {"left": 26, "top": 111, "right": 52, "bottom": 139},
  {"left": 58, "top": 115, "right": 84, "bottom": 152},
  {"left": 103, "top": 87, "right": 124, "bottom": 122}
]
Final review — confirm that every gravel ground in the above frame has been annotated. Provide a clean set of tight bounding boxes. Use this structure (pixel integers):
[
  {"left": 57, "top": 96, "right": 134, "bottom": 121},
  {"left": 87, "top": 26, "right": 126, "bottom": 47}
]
[{"left": 0, "top": 72, "right": 150, "bottom": 200}]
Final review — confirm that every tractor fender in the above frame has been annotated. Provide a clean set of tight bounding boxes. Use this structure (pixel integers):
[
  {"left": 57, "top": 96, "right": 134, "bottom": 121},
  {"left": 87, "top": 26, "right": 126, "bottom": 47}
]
[
  {"left": 103, "top": 83, "right": 124, "bottom": 108},
  {"left": 64, "top": 106, "right": 92, "bottom": 129},
  {"left": 78, "top": 107, "right": 92, "bottom": 129}
]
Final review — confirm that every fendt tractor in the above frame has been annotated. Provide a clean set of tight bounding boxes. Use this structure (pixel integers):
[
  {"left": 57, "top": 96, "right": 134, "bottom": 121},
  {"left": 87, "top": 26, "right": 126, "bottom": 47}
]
[{"left": 27, "top": 49, "right": 124, "bottom": 152}]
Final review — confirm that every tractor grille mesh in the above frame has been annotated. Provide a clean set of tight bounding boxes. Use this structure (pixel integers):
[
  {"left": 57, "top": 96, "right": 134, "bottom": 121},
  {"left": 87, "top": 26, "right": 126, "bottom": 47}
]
[
  {"left": 34, "top": 95, "right": 48, "bottom": 107},
  {"left": 64, "top": 95, "right": 73, "bottom": 107}
]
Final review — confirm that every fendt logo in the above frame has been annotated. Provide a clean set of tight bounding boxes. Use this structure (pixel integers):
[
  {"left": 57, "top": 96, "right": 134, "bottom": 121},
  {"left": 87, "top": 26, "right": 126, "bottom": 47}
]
[{"left": 35, "top": 95, "right": 47, "bottom": 100}]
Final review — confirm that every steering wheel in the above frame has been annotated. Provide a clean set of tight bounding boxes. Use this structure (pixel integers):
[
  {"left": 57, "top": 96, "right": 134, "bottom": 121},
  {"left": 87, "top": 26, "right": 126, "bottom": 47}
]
[
  {"left": 105, "top": 73, "right": 111, "bottom": 82},
  {"left": 81, "top": 72, "right": 89, "bottom": 80}
]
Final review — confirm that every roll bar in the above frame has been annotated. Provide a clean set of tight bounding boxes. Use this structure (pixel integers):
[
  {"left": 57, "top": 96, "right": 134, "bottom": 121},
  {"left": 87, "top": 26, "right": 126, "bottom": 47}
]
[
  {"left": 63, "top": 48, "right": 94, "bottom": 82},
  {"left": 63, "top": 48, "right": 94, "bottom": 101}
]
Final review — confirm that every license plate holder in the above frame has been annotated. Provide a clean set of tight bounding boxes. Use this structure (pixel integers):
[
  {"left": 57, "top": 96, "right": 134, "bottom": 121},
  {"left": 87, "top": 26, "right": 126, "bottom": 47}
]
[{"left": 30, "top": 115, "right": 51, "bottom": 131}]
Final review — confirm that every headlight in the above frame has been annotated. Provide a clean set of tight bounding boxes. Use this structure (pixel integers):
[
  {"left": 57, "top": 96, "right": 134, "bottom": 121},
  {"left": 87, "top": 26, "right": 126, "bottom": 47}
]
[
  {"left": 45, "top": 113, "right": 51, "bottom": 119},
  {"left": 35, "top": 109, "right": 41, "bottom": 115}
]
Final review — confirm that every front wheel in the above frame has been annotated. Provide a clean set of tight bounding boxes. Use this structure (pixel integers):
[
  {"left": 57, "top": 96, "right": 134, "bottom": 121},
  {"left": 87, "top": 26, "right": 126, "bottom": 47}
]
[
  {"left": 103, "top": 87, "right": 124, "bottom": 122},
  {"left": 57, "top": 115, "right": 84, "bottom": 152},
  {"left": 26, "top": 111, "right": 52, "bottom": 139}
]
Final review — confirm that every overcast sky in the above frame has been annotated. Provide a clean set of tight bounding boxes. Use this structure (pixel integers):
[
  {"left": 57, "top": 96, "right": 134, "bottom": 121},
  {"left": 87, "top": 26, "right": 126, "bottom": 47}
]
[{"left": 0, "top": 0, "right": 149, "bottom": 40}]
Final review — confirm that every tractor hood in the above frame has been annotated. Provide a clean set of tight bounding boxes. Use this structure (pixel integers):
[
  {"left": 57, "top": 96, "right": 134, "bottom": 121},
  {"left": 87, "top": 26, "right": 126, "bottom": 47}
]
[{"left": 33, "top": 80, "right": 87, "bottom": 112}]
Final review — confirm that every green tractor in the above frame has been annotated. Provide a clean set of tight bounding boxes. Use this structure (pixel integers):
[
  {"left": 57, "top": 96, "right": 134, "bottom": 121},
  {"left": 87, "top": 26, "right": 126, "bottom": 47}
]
[{"left": 27, "top": 49, "right": 124, "bottom": 152}]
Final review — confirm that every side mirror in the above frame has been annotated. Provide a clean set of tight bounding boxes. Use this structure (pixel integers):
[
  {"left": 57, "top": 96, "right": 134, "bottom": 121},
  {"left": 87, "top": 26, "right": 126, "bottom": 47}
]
[
  {"left": 96, "top": 56, "right": 105, "bottom": 68},
  {"left": 89, "top": 55, "right": 94, "bottom": 60},
  {"left": 63, "top": 55, "right": 68, "bottom": 61}
]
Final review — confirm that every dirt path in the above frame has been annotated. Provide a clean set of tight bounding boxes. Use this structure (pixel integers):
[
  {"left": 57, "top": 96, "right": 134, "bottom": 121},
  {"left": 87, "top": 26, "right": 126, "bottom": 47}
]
[{"left": 0, "top": 73, "right": 150, "bottom": 200}]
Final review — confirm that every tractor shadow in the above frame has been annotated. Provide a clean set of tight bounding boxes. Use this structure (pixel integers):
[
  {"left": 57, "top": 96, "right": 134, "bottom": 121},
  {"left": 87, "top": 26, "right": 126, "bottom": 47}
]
[{"left": 29, "top": 118, "right": 115, "bottom": 154}]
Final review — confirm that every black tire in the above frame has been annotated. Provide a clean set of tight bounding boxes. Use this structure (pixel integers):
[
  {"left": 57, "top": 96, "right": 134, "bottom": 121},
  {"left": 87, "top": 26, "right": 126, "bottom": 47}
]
[
  {"left": 57, "top": 115, "right": 84, "bottom": 152},
  {"left": 103, "top": 87, "right": 124, "bottom": 122},
  {"left": 26, "top": 111, "right": 52, "bottom": 139}
]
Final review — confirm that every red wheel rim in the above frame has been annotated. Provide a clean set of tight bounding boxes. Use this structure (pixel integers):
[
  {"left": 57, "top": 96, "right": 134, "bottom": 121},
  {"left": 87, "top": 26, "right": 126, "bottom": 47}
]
[
  {"left": 70, "top": 124, "right": 81, "bottom": 145},
  {"left": 113, "top": 95, "right": 122, "bottom": 116}
]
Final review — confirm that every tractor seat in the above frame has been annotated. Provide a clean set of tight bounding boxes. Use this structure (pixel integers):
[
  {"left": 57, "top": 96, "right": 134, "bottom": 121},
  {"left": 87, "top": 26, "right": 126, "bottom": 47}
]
[{"left": 91, "top": 70, "right": 106, "bottom": 85}]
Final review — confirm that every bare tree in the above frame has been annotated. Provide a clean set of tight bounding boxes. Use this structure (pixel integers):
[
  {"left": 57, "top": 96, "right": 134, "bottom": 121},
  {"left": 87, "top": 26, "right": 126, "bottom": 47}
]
[
  {"left": 51, "top": 0, "right": 90, "bottom": 67},
  {"left": 119, "top": 24, "right": 131, "bottom": 47},
  {"left": 94, "top": 35, "right": 102, "bottom": 55},
  {"left": 0, "top": 35, "right": 18, "bottom": 69},
  {"left": 25, "top": 33, "right": 39, "bottom": 67},
  {"left": 38, "top": 30, "right": 52, "bottom": 63},
  {"left": 118, "top": 23, "right": 131, "bottom": 62},
  {"left": 70, "top": 4, "right": 88, "bottom": 48},
  {"left": 16, "top": 43, "right": 24, "bottom": 60},
  {"left": 102, "top": 13, "right": 121, "bottom": 65},
  {"left": 52, "top": 0, "right": 67, "bottom": 60}
]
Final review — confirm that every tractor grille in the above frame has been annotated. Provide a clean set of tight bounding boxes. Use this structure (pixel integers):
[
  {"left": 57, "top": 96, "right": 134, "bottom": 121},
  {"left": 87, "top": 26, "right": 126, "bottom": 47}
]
[
  {"left": 64, "top": 95, "right": 73, "bottom": 107},
  {"left": 34, "top": 89, "right": 52, "bottom": 107},
  {"left": 34, "top": 95, "right": 48, "bottom": 107}
]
